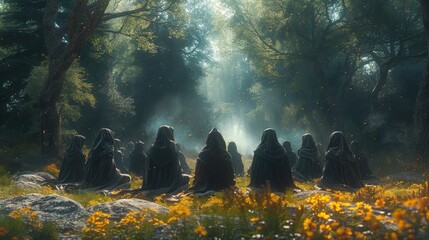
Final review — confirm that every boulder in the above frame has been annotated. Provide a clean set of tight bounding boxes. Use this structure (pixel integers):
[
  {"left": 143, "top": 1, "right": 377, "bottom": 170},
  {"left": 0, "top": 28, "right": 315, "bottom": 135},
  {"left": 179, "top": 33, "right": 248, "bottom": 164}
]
[
  {"left": 0, "top": 193, "right": 86, "bottom": 232},
  {"left": 14, "top": 174, "right": 46, "bottom": 184},
  {"left": 87, "top": 198, "right": 169, "bottom": 221}
]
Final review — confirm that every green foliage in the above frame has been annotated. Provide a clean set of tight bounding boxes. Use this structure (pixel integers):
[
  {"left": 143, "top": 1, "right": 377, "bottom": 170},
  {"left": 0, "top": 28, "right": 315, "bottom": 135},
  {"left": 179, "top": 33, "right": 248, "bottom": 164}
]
[
  {"left": 31, "top": 222, "right": 59, "bottom": 240},
  {"left": 0, "top": 165, "right": 11, "bottom": 187},
  {"left": 24, "top": 60, "right": 95, "bottom": 132},
  {"left": 0, "top": 216, "right": 26, "bottom": 240}
]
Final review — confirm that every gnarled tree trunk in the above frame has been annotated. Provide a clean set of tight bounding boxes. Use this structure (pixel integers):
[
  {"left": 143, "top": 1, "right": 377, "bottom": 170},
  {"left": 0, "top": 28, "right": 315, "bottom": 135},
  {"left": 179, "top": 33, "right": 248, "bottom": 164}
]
[
  {"left": 413, "top": 0, "right": 429, "bottom": 161},
  {"left": 41, "top": 0, "right": 109, "bottom": 157}
]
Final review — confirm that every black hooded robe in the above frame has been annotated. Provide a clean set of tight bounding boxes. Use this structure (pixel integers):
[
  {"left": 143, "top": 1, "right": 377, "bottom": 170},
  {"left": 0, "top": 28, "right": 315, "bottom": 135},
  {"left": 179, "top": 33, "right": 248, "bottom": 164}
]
[
  {"left": 83, "top": 128, "right": 131, "bottom": 192},
  {"left": 249, "top": 129, "right": 295, "bottom": 192},
  {"left": 140, "top": 125, "right": 189, "bottom": 196},
  {"left": 228, "top": 142, "right": 245, "bottom": 176},
  {"left": 318, "top": 131, "right": 364, "bottom": 190},
  {"left": 351, "top": 141, "right": 378, "bottom": 181},
  {"left": 57, "top": 135, "right": 86, "bottom": 183},
  {"left": 292, "top": 134, "right": 323, "bottom": 181},
  {"left": 190, "top": 128, "right": 236, "bottom": 194},
  {"left": 282, "top": 141, "right": 298, "bottom": 168},
  {"left": 129, "top": 141, "right": 147, "bottom": 177}
]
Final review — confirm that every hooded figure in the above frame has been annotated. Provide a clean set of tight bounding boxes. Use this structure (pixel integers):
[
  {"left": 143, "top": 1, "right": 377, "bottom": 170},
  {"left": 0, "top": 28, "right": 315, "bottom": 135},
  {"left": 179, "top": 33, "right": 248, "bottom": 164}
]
[
  {"left": 282, "top": 141, "right": 298, "bottom": 167},
  {"left": 177, "top": 143, "right": 191, "bottom": 174},
  {"left": 249, "top": 129, "right": 295, "bottom": 192},
  {"left": 56, "top": 135, "right": 86, "bottom": 183},
  {"left": 83, "top": 128, "right": 131, "bottom": 191},
  {"left": 190, "top": 128, "right": 235, "bottom": 193},
  {"left": 228, "top": 142, "right": 245, "bottom": 176},
  {"left": 129, "top": 141, "right": 147, "bottom": 178},
  {"left": 114, "top": 138, "right": 128, "bottom": 173},
  {"left": 140, "top": 125, "right": 189, "bottom": 196},
  {"left": 292, "top": 134, "right": 323, "bottom": 181},
  {"left": 351, "top": 141, "right": 378, "bottom": 181},
  {"left": 318, "top": 132, "right": 364, "bottom": 190}
]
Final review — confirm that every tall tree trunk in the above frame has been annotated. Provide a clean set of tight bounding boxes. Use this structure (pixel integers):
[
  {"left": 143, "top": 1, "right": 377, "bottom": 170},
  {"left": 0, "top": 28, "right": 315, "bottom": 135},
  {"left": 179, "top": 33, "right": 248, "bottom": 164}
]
[
  {"left": 40, "top": 57, "right": 74, "bottom": 156},
  {"left": 337, "top": 54, "right": 357, "bottom": 129},
  {"left": 306, "top": 111, "right": 326, "bottom": 146},
  {"left": 312, "top": 61, "right": 337, "bottom": 131},
  {"left": 371, "top": 64, "right": 389, "bottom": 111},
  {"left": 413, "top": 0, "right": 429, "bottom": 161},
  {"left": 41, "top": 0, "right": 109, "bottom": 157}
]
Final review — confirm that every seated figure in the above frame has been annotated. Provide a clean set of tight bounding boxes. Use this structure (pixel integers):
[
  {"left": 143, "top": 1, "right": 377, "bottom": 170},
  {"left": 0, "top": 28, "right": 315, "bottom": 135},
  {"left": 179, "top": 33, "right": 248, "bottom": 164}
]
[
  {"left": 83, "top": 128, "right": 131, "bottom": 191},
  {"left": 282, "top": 141, "right": 298, "bottom": 167},
  {"left": 129, "top": 141, "right": 147, "bottom": 178},
  {"left": 248, "top": 128, "right": 296, "bottom": 192},
  {"left": 44, "top": 135, "right": 86, "bottom": 187},
  {"left": 177, "top": 143, "right": 191, "bottom": 174},
  {"left": 292, "top": 133, "right": 322, "bottom": 181},
  {"left": 140, "top": 125, "right": 189, "bottom": 196},
  {"left": 350, "top": 141, "right": 379, "bottom": 182},
  {"left": 318, "top": 131, "right": 364, "bottom": 191},
  {"left": 189, "top": 128, "right": 235, "bottom": 194},
  {"left": 114, "top": 138, "right": 128, "bottom": 173},
  {"left": 228, "top": 142, "right": 245, "bottom": 176}
]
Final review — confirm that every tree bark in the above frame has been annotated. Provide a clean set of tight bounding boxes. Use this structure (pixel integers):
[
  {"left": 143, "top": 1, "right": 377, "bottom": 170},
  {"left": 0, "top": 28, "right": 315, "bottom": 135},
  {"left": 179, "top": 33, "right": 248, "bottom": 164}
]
[
  {"left": 306, "top": 111, "right": 326, "bottom": 146},
  {"left": 413, "top": 0, "right": 429, "bottom": 161},
  {"left": 312, "top": 61, "right": 337, "bottom": 131},
  {"left": 40, "top": 0, "right": 109, "bottom": 157},
  {"left": 371, "top": 63, "right": 389, "bottom": 111},
  {"left": 40, "top": 57, "right": 75, "bottom": 156}
]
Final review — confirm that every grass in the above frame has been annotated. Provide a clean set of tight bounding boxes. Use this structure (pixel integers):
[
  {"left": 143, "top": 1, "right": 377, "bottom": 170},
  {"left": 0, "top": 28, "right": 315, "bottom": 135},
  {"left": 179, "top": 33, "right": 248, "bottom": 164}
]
[{"left": 1, "top": 159, "right": 429, "bottom": 239}]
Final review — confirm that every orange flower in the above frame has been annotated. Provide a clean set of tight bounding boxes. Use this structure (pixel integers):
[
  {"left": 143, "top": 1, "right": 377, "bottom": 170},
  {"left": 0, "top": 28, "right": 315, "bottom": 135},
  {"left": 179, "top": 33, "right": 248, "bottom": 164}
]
[
  {"left": 375, "top": 199, "right": 385, "bottom": 208},
  {"left": 194, "top": 224, "right": 207, "bottom": 236},
  {"left": 0, "top": 227, "right": 8, "bottom": 237},
  {"left": 250, "top": 217, "right": 260, "bottom": 223}
]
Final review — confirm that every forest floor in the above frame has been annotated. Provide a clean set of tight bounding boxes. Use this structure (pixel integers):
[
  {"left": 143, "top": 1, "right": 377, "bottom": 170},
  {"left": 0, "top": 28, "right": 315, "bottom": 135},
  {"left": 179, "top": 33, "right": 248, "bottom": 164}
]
[{"left": 0, "top": 157, "right": 428, "bottom": 239}]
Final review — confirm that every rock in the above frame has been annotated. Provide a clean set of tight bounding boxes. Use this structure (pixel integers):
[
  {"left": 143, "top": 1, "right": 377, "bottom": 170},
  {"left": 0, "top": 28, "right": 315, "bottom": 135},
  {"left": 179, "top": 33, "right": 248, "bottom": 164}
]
[
  {"left": 384, "top": 171, "right": 425, "bottom": 183},
  {"left": 0, "top": 193, "right": 86, "bottom": 232},
  {"left": 14, "top": 174, "right": 46, "bottom": 183},
  {"left": 293, "top": 190, "right": 332, "bottom": 199},
  {"left": 87, "top": 198, "right": 169, "bottom": 221},
  {"left": 12, "top": 172, "right": 57, "bottom": 189},
  {"left": 34, "top": 172, "right": 56, "bottom": 180},
  {"left": 14, "top": 181, "right": 42, "bottom": 190}
]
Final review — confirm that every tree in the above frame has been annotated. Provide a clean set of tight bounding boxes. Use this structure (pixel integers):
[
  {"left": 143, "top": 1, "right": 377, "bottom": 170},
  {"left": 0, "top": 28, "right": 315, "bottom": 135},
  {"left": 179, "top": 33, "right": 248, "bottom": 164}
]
[
  {"left": 414, "top": 0, "right": 429, "bottom": 161},
  {"left": 0, "top": 1, "right": 46, "bottom": 128},
  {"left": 224, "top": 0, "right": 358, "bottom": 139},
  {"left": 345, "top": 0, "right": 426, "bottom": 111},
  {"left": 40, "top": 0, "right": 181, "bottom": 157}
]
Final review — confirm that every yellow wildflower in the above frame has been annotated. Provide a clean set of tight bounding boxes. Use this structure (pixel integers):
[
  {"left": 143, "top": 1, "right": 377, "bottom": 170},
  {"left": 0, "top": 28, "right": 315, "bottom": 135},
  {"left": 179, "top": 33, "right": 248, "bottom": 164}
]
[
  {"left": 170, "top": 204, "right": 191, "bottom": 218},
  {"left": 317, "top": 211, "right": 330, "bottom": 220},
  {"left": 375, "top": 199, "right": 385, "bottom": 208},
  {"left": 354, "top": 231, "right": 364, "bottom": 239},
  {"left": 167, "top": 216, "right": 179, "bottom": 223},
  {"left": 250, "top": 217, "right": 260, "bottom": 223},
  {"left": 194, "top": 224, "right": 208, "bottom": 236},
  {"left": 319, "top": 224, "right": 332, "bottom": 232},
  {"left": 303, "top": 218, "right": 313, "bottom": 231},
  {"left": 331, "top": 221, "right": 341, "bottom": 228}
]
